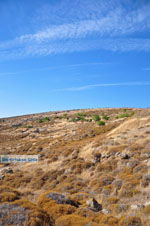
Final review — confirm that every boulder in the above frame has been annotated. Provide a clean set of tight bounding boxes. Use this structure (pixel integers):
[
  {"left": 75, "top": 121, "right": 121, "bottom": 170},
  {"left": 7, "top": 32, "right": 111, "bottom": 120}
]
[
  {"left": 127, "top": 160, "right": 139, "bottom": 168},
  {"left": 141, "top": 174, "right": 150, "bottom": 187},
  {"left": 0, "top": 174, "right": 5, "bottom": 180},
  {"left": 86, "top": 198, "right": 102, "bottom": 212},
  {"left": 101, "top": 208, "right": 111, "bottom": 214},
  {"left": 121, "top": 153, "right": 130, "bottom": 159},
  {"left": 130, "top": 204, "right": 144, "bottom": 210},
  {"left": 1, "top": 167, "right": 13, "bottom": 174},
  {"left": 93, "top": 153, "right": 101, "bottom": 163}
]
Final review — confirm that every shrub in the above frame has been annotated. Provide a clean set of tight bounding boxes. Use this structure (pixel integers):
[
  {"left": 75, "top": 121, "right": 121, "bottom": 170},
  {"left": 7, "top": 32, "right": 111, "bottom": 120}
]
[
  {"left": 0, "top": 192, "right": 19, "bottom": 202},
  {"left": 70, "top": 116, "right": 86, "bottom": 122},
  {"left": 111, "top": 204, "right": 129, "bottom": 214},
  {"left": 24, "top": 125, "right": 33, "bottom": 128},
  {"left": 37, "top": 192, "right": 77, "bottom": 219},
  {"left": 13, "top": 199, "right": 54, "bottom": 225},
  {"left": 38, "top": 117, "right": 50, "bottom": 123},
  {"left": 116, "top": 111, "right": 134, "bottom": 119},
  {"left": 143, "top": 205, "right": 150, "bottom": 214},
  {"left": 97, "top": 121, "right": 105, "bottom": 126},
  {"left": 94, "top": 214, "right": 119, "bottom": 225},
  {"left": 119, "top": 182, "right": 140, "bottom": 198},
  {"left": 107, "top": 197, "right": 119, "bottom": 204},
  {"left": 102, "top": 115, "right": 110, "bottom": 120},
  {"left": 0, "top": 186, "right": 21, "bottom": 202},
  {"left": 119, "top": 216, "right": 142, "bottom": 226},
  {"left": 55, "top": 214, "right": 90, "bottom": 226},
  {"left": 116, "top": 113, "right": 130, "bottom": 118},
  {"left": 76, "top": 113, "right": 86, "bottom": 117},
  {"left": 92, "top": 115, "right": 101, "bottom": 121},
  {"left": 62, "top": 113, "right": 68, "bottom": 118},
  {"left": 99, "top": 176, "right": 115, "bottom": 187}
]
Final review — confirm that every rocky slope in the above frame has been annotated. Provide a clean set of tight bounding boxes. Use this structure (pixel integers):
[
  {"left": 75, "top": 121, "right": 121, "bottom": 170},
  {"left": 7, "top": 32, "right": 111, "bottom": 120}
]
[{"left": 0, "top": 108, "right": 150, "bottom": 225}]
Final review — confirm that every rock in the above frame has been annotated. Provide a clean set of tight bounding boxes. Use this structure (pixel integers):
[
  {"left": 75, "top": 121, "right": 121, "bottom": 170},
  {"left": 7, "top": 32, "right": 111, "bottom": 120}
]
[
  {"left": 101, "top": 153, "right": 110, "bottom": 159},
  {"left": 141, "top": 174, "right": 150, "bottom": 187},
  {"left": 141, "top": 152, "right": 150, "bottom": 160},
  {"left": 93, "top": 153, "right": 101, "bottom": 163},
  {"left": 130, "top": 204, "right": 144, "bottom": 210},
  {"left": 38, "top": 128, "right": 48, "bottom": 133},
  {"left": 127, "top": 160, "right": 139, "bottom": 168},
  {"left": 12, "top": 123, "right": 22, "bottom": 128},
  {"left": 144, "top": 201, "right": 150, "bottom": 206},
  {"left": 101, "top": 208, "right": 110, "bottom": 214},
  {"left": 47, "top": 192, "right": 80, "bottom": 208},
  {"left": 0, "top": 167, "right": 13, "bottom": 174},
  {"left": 121, "top": 153, "right": 130, "bottom": 159},
  {"left": 86, "top": 198, "right": 102, "bottom": 212},
  {"left": 0, "top": 174, "right": 5, "bottom": 180},
  {"left": 33, "top": 128, "right": 40, "bottom": 133}
]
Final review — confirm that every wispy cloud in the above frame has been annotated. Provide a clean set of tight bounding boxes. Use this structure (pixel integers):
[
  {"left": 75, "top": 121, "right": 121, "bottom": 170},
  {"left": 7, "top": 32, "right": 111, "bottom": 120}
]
[
  {"left": 54, "top": 81, "right": 150, "bottom": 92},
  {"left": 0, "top": 1, "right": 150, "bottom": 60},
  {"left": 1, "top": 38, "right": 150, "bottom": 61},
  {"left": 0, "top": 62, "right": 109, "bottom": 76}
]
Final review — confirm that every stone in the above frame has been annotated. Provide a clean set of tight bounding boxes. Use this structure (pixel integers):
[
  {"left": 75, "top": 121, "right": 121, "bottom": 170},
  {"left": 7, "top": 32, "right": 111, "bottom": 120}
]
[
  {"left": 93, "top": 153, "right": 101, "bottom": 163},
  {"left": 141, "top": 174, "right": 150, "bottom": 187},
  {"left": 0, "top": 167, "right": 13, "bottom": 174},
  {"left": 86, "top": 198, "right": 102, "bottom": 212},
  {"left": 121, "top": 153, "right": 130, "bottom": 159},
  {"left": 127, "top": 160, "right": 139, "bottom": 168},
  {"left": 101, "top": 208, "right": 110, "bottom": 214},
  {"left": 130, "top": 204, "right": 144, "bottom": 210},
  {"left": 0, "top": 174, "right": 5, "bottom": 180},
  {"left": 101, "top": 153, "right": 110, "bottom": 159}
]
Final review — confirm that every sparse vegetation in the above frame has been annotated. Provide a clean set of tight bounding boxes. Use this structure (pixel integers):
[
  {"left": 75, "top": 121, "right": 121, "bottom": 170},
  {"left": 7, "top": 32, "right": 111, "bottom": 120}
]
[
  {"left": 39, "top": 117, "right": 50, "bottom": 123},
  {"left": 116, "top": 111, "right": 134, "bottom": 119},
  {"left": 102, "top": 115, "right": 110, "bottom": 120},
  {"left": 0, "top": 108, "right": 149, "bottom": 225},
  {"left": 92, "top": 115, "right": 101, "bottom": 121},
  {"left": 97, "top": 120, "right": 105, "bottom": 126}
]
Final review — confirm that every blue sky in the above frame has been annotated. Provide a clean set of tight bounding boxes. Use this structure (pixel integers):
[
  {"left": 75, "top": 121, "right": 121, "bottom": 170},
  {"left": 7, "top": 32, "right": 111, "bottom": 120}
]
[{"left": 0, "top": 0, "right": 150, "bottom": 117}]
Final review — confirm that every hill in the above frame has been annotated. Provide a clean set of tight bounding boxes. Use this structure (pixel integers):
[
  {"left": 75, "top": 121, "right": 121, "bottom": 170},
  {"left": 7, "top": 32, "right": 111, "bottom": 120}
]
[{"left": 0, "top": 108, "right": 150, "bottom": 225}]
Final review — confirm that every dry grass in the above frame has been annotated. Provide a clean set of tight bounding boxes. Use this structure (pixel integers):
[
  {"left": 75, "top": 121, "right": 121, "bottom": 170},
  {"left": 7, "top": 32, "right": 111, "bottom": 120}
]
[{"left": 0, "top": 108, "right": 150, "bottom": 225}]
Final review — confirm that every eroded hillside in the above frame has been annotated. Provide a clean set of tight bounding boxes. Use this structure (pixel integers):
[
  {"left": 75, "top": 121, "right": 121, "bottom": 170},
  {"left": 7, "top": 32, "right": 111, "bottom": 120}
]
[{"left": 0, "top": 108, "right": 150, "bottom": 226}]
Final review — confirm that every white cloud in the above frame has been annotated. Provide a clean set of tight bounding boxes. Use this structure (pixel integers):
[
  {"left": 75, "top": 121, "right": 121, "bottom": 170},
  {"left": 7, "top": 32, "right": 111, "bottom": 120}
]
[
  {"left": 54, "top": 81, "right": 150, "bottom": 92},
  {"left": 0, "top": 1, "right": 150, "bottom": 60},
  {"left": 1, "top": 38, "right": 150, "bottom": 60}
]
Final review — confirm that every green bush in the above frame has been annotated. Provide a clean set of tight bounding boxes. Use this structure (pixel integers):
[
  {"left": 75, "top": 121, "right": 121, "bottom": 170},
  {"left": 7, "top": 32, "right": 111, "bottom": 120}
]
[
  {"left": 97, "top": 120, "right": 105, "bottom": 126},
  {"left": 116, "top": 111, "right": 134, "bottom": 119},
  {"left": 62, "top": 113, "right": 68, "bottom": 119},
  {"left": 116, "top": 113, "right": 130, "bottom": 119},
  {"left": 71, "top": 116, "right": 86, "bottom": 122},
  {"left": 76, "top": 112, "right": 86, "bottom": 117},
  {"left": 25, "top": 125, "right": 33, "bottom": 128},
  {"left": 92, "top": 115, "right": 101, "bottom": 121},
  {"left": 102, "top": 115, "right": 110, "bottom": 120},
  {"left": 39, "top": 117, "right": 50, "bottom": 123}
]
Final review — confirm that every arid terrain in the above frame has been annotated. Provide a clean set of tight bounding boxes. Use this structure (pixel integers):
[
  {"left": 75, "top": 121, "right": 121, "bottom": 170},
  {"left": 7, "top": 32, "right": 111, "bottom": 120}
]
[{"left": 0, "top": 108, "right": 150, "bottom": 226}]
